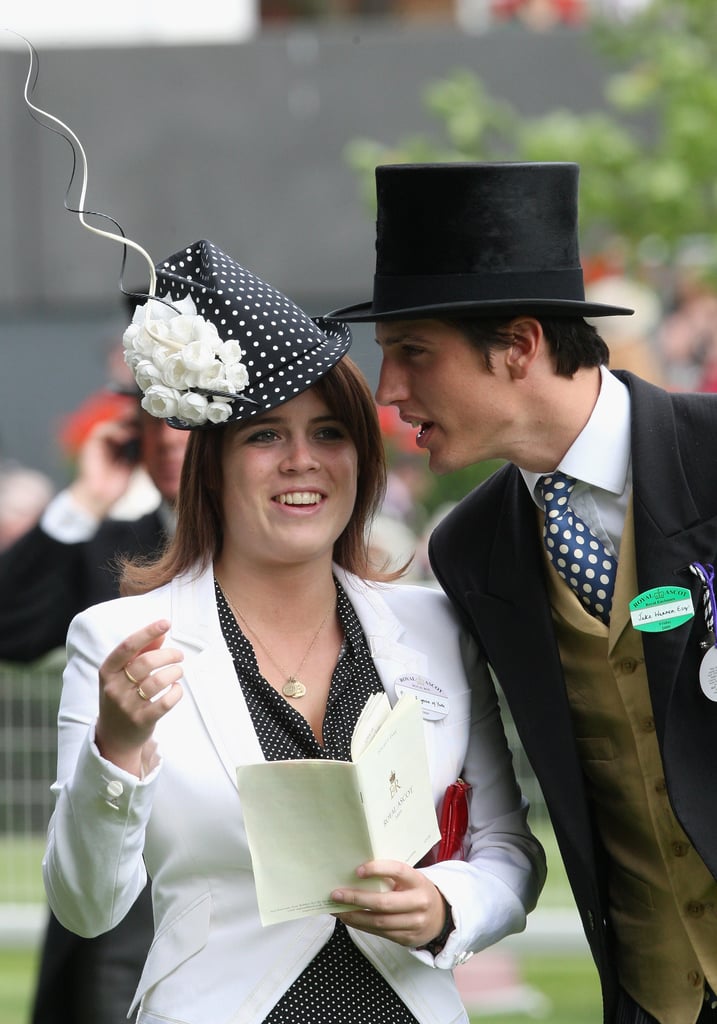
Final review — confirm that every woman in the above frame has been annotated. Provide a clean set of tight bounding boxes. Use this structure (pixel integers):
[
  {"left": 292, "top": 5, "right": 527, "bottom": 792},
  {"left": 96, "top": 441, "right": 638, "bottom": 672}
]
[{"left": 42, "top": 240, "right": 545, "bottom": 1024}]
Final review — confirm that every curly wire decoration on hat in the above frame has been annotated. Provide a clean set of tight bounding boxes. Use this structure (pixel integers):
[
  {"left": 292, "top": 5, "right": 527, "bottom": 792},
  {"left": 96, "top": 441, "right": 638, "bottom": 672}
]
[
  {"left": 15, "top": 36, "right": 250, "bottom": 426},
  {"left": 16, "top": 35, "right": 352, "bottom": 429},
  {"left": 16, "top": 34, "right": 160, "bottom": 303}
]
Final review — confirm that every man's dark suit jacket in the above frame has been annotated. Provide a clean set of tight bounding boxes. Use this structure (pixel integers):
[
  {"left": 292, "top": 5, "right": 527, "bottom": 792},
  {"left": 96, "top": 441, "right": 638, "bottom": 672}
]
[
  {"left": 0, "top": 508, "right": 166, "bottom": 1023},
  {"left": 0, "top": 510, "right": 165, "bottom": 662},
  {"left": 429, "top": 371, "right": 717, "bottom": 1023}
]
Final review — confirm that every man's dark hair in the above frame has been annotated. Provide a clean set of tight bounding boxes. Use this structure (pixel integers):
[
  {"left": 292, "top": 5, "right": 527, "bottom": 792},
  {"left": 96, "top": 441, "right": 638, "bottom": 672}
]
[{"left": 445, "top": 315, "right": 610, "bottom": 377}]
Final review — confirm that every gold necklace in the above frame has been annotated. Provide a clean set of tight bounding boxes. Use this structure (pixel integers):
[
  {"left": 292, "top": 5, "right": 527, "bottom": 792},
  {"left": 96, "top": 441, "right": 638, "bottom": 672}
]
[{"left": 217, "top": 581, "right": 334, "bottom": 699}]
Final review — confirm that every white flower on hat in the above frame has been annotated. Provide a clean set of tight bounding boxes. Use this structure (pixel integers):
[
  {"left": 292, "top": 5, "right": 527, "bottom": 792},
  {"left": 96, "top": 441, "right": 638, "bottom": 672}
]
[
  {"left": 161, "top": 352, "right": 194, "bottom": 390},
  {"left": 123, "top": 292, "right": 251, "bottom": 426},
  {"left": 223, "top": 361, "right": 250, "bottom": 391},
  {"left": 205, "top": 400, "right": 234, "bottom": 424},
  {"left": 182, "top": 339, "right": 220, "bottom": 373},
  {"left": 133, "top": 360, "right": 164, "bottom": 392},
  {"left": 177, "top": 391, "right": 210, "bottom": 425},
  {"left": 196, "top": 362, "right": 231, "bottom": 391},
  {"left": 141, "top": 384, "right": 181, "bottom": 420}
]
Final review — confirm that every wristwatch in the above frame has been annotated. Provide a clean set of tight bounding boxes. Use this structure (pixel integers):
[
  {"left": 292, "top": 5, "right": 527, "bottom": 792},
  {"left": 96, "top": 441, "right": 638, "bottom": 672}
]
[{"left": 419, "top": 896, "right": 454, "bottom": 956}]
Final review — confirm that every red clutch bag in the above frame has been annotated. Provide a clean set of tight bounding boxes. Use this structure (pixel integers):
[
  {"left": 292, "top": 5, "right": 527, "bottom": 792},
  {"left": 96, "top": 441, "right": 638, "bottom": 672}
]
[{"left": 437, "top": 778, "right": 472, "bottom": 861}]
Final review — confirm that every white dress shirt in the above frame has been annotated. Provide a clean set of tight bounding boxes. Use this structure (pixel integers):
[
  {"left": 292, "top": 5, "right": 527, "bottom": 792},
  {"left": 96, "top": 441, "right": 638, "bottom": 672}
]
[{"left": 521, "top": 366, "right": 632, "bottom": 558}]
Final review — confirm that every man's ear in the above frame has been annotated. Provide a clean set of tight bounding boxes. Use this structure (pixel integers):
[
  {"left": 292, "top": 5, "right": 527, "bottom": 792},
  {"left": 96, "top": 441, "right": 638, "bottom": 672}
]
[{"left": 505, "top": 317, "right": 543, "bottom": 379}]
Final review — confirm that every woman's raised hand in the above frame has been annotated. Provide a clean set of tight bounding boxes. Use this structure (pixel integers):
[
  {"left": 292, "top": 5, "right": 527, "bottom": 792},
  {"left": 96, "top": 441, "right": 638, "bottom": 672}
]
[{"left": 95, "top": 620, "right": 184, "bottom": 777}]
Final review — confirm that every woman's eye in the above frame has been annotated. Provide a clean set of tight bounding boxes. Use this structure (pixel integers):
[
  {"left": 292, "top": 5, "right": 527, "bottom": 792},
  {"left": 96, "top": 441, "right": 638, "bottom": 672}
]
[
  {"left": 247, "top": 429, "right": 279, "bottom": 443},
  {"left": 316, "top": 426, "right": 346, "bottom": 441}
]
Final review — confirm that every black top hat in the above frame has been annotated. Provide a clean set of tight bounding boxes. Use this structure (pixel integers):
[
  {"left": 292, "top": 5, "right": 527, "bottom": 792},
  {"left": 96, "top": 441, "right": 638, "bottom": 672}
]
[
  {"left": 123, "top": 240, "right": 351, "bottom": 430},
  {"left": 326, "top": 162, "right": 633, "bottom": 322}
]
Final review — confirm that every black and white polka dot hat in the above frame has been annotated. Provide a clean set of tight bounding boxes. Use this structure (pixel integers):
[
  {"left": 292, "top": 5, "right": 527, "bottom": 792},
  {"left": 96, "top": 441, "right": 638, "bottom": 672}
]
[
  {"left": 123, "top": 239, "right": 352, "bottom": 430},
  {"left": 15, "top": 52, "right": 350, "bottom": 430}
]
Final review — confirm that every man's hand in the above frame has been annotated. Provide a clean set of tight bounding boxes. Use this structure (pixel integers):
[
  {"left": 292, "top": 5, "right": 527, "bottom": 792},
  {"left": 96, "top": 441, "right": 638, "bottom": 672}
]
[{"left": 68, "top": 418, "right": 141, "bottom": 520}]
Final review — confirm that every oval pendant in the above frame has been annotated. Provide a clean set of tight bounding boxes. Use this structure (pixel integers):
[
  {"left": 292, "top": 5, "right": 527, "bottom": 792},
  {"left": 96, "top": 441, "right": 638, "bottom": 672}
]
[{"left": 282, "top": 677, "right": 306, "bottom": 699}]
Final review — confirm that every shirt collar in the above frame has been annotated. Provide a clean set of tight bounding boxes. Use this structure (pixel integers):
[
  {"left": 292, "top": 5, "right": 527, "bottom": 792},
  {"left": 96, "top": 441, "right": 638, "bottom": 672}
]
[{"left": 521, "top": 366, "right": 631, "bottom": 502}]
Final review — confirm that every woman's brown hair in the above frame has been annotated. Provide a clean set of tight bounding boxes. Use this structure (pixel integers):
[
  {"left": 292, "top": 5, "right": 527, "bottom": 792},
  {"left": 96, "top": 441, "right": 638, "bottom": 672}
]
[{"left": 119, "top": 357, "right": 389, "bottom": 595}]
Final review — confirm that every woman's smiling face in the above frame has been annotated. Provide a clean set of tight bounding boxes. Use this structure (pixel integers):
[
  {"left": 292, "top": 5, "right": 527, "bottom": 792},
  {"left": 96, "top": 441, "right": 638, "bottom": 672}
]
[{"left": 219, "top": 387, "right": 359, "bottom": 572}]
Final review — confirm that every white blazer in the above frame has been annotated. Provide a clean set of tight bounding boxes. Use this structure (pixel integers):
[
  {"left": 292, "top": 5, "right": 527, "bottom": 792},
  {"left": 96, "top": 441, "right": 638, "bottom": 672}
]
[{"left": 43, "top": 564, "right": 545, "bottom": 1024}]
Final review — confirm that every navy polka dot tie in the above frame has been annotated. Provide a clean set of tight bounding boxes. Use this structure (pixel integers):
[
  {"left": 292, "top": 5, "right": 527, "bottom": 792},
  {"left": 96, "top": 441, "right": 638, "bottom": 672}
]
[{"left": 539, "top": 472, "right": 617, "bottom": 625}]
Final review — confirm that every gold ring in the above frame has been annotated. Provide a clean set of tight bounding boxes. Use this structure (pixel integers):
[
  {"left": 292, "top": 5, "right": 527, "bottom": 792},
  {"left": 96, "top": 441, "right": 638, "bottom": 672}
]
[
  {"left": 123, "top": 665, "right": 140, "bottom": 685},
  {"left": 136, "top": 686, "right": 150, "bottom": 702}
]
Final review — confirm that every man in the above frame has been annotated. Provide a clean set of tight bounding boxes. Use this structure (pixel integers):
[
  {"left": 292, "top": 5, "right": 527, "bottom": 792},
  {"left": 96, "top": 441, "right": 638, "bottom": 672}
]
[
  {"left": 0, "top": 396, "right": 188, "bottom": 1022},
  {"left": 326, "top": 162, "right": 717, "bottom": 1024},
  {"left": 0, "top": 401, "right": 186, "bottom": 661}
]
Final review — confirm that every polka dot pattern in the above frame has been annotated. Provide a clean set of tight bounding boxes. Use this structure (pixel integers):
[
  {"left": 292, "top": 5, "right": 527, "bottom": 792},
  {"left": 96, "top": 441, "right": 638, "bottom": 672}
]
[
  {"left": 157, "top": 240, "right": 352, "bottom": 429},
  {"left": 215, "top": 579, "right": 419, "bottom": 1023},
  {"left": 539, "top": 471, "right": 616, "bottom": 625}
]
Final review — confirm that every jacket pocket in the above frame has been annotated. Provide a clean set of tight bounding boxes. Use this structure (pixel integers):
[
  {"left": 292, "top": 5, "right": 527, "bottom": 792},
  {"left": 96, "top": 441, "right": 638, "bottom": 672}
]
[{"left": 130, "top": 892, "right": 211, "bottom": 1018}]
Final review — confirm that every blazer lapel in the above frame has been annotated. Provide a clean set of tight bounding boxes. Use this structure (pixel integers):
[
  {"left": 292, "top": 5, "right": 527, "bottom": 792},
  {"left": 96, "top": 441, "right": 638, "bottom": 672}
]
[
  {"left": 169, "top": 567, "right": 263, "bottom": 787},
  {"left": 615, "top": 372, "right": 717, "bottom": 871},
  {"left": 621, "top": 372, "right": 713, "bottom": 730},
  {"left": 478, "top": 470, "right": 564, "bottom": 685},
  {"left": 333, "top": 567, "right": 428, "bottom": 699}
]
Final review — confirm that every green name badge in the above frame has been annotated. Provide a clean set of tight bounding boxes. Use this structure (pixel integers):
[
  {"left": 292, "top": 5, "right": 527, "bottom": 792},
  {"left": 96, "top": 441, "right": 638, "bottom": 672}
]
[{"left": 629, "top": 586, "right": 694, "bottom": 633}]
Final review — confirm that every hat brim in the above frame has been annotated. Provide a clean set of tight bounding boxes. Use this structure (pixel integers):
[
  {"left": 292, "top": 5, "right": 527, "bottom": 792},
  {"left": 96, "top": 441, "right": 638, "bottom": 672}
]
[
  {"left": 325, "top": 297, "right": 634, "bottom": 323},
  {"left": 167, "top": 318, "right": 352, "bottom": 431}
]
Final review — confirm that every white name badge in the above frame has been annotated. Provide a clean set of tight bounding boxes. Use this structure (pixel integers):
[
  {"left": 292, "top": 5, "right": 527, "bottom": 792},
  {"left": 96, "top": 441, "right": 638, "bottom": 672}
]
[
  {"left": 699, "top": 646, "right": 717, "bottom": 702},
  {"left": 394, "top": 673, "right": 449, "bottom": 721}
]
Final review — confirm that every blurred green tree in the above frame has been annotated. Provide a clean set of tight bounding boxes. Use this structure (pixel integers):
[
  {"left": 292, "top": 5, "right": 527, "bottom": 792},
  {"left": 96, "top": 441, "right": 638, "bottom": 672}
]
[{"left": 346, "top": 0, "right": 717, "bottom": 262}]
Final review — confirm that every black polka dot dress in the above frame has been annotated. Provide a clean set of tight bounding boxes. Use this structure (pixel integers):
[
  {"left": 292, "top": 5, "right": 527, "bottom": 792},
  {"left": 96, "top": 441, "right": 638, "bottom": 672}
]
[{"left": 215, "top": 579, "right": 420, "bottom": 1024}]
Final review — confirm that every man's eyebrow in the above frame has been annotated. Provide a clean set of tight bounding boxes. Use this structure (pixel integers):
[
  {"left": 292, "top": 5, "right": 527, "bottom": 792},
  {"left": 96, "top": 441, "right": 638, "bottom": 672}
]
[{"left": 375, "top": 332, "right": 409, "bottom": 347}]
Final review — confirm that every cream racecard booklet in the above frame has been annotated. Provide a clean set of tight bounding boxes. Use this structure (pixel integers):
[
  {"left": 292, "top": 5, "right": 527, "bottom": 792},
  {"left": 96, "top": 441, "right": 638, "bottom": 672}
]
[{"left": 236, "top": 692, "right": 440, "bottom": 925}]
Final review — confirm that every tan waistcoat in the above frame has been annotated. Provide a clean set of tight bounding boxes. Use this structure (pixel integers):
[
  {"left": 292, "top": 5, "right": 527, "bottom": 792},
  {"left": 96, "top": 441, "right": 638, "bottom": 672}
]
[{"left": 540, "top": 500, "right": 717, "bottom": 1024}]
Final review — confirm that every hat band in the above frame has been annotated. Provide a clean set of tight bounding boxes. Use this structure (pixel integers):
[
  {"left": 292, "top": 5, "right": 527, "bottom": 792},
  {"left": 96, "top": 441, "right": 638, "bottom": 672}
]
[{"left": 372, "top": 268, "right": 585, "bottom": 312}]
